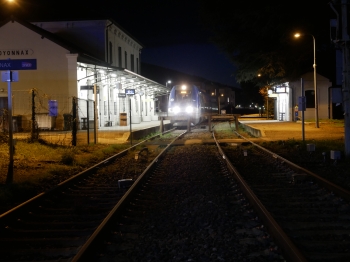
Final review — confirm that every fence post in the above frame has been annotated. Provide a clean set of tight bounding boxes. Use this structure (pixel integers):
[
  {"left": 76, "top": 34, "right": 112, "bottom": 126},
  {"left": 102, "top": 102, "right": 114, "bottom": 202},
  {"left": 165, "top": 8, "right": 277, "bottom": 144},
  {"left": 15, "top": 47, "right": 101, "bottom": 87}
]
[
  {"left": 72, "top": 97, "right": 77, "bottom": 146},
  {"left": 31, "top": 89, "right": 37, "bottom": 142},
  {"left": 86, "top": 100, "right": 90, "bottom": 144}
]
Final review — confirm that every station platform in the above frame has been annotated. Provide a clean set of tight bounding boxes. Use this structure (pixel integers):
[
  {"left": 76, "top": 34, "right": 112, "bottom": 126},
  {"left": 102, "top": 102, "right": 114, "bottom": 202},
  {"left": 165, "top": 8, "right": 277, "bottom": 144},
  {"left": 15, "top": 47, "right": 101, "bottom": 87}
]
[
  {"left": 14, "top": 115, "right": 293, "bottom": 145},
  {"left": 11, "top": 119, "right": 173, "bottom": 145},
  {"left": 97, "top": 119, "right": 171, "bottom": 132},
  {"left": 96, "top": 119, "right": 173, "bottom": 144}
]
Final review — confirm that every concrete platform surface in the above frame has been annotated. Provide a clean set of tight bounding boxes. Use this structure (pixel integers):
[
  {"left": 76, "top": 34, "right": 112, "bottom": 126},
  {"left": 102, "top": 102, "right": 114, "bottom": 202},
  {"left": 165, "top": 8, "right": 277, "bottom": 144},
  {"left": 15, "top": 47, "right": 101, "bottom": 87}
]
[{"left": 239, "top": 119, "right": 344, "bottom": 141}]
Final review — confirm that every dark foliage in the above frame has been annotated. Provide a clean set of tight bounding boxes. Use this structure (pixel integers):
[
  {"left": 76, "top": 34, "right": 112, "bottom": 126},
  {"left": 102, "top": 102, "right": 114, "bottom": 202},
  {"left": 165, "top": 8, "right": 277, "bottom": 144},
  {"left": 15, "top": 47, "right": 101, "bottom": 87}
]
[{"left": 199, "top": 0, "right": 336, "bottom": 86}]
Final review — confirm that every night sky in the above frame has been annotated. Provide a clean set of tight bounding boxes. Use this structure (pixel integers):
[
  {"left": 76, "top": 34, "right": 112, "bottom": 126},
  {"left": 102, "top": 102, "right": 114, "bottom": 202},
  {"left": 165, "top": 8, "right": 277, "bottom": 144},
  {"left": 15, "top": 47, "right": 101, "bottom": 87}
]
[
  {"left": 0, "top": 0, "right": 239, "bottom": 86},
  {"left": 0, "top": 0, "right": 337, "bottom": 89}
]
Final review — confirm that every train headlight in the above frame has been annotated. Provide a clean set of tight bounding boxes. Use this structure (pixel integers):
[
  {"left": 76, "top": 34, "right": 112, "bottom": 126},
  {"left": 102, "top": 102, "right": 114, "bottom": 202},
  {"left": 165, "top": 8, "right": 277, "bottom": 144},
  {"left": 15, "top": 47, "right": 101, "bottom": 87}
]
[
  {"left": 186, "top": 106, "right": 193, "bottom": 113},
  {"left": 174, "top": 106, "right": 180, "bottom": 114}
]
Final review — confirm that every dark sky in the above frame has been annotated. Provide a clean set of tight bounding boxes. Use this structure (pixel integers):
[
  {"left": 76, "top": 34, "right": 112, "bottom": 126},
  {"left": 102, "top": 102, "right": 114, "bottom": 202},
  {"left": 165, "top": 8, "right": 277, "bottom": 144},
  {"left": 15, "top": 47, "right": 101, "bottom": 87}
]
[
  {"left": 0, "top": 0, "right": 239, "bottom": 86},
  {"left": 0, "top": 0, "right": 337, "bottom": 88}
]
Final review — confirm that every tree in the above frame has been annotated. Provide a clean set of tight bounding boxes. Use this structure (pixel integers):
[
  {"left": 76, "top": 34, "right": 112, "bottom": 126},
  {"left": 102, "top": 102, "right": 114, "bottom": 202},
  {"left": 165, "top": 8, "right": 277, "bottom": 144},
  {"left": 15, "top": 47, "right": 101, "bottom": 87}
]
[{"left": 199, "top": 0, "right": 333, "bottom": 87}]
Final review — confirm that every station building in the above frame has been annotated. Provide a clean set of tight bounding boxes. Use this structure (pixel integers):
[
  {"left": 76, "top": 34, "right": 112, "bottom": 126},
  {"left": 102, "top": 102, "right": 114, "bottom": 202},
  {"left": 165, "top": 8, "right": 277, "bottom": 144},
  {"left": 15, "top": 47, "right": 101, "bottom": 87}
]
[
  {"left": 0, "top": 17, "right": 170, "bottom": 131},
  {"left": 269, "top": 72, "right": 341, "bottom": 121}
]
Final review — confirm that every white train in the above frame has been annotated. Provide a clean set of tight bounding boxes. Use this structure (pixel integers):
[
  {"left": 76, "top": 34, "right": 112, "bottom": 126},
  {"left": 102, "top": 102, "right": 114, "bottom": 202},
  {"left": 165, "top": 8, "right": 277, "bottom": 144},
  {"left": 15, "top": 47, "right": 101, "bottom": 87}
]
[{"left": 168, "top": 84, "right": 218, "bottom": 126}]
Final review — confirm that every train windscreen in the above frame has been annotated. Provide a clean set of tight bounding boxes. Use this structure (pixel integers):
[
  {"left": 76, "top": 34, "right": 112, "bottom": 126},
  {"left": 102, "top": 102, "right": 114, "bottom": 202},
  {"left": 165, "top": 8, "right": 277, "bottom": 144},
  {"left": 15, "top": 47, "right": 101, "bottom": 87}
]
[{"left": 173, "top": 85, "right": 192, "bottom": 102}]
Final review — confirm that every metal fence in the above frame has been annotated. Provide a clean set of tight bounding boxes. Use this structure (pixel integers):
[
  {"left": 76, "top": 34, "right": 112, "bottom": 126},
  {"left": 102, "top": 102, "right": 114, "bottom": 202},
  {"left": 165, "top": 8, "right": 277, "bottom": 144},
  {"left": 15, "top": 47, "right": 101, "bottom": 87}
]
[{"left": 0, "top": 88, "right": 98, "bottom": 146}]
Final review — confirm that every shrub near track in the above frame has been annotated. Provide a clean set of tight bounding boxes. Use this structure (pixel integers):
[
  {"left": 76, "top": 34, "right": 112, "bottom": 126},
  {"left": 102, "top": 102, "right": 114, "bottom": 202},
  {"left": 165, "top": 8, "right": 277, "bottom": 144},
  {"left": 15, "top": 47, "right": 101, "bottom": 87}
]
[
  {"left": 0, "top": 140, "right": 129, "bottom": 213},
  {"left": 258, "top": 139, "right": 350, "bottom": 191}
]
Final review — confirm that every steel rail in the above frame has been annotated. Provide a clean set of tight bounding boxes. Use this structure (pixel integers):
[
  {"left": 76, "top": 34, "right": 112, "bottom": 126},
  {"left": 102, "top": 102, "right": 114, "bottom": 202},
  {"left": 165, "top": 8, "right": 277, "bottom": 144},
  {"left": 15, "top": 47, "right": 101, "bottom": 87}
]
[
  {"left": 0, "top": 128, "right": 177, "bottom": 220},
  {"left": 235, "top": 131, "right": 350, "bottom": 202},
  {"left": 72, "top": 130, "right": 187, "bottom": 261},
  {"left": 212, "top": 131, "right": 308, "bottom": 262}
]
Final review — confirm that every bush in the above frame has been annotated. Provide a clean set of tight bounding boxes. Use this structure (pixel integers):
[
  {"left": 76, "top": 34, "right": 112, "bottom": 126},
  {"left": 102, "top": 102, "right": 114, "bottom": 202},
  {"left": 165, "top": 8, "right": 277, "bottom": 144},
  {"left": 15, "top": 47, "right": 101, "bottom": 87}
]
[{"left": 60, "top": 149, "right": 75, "bottom": 165}]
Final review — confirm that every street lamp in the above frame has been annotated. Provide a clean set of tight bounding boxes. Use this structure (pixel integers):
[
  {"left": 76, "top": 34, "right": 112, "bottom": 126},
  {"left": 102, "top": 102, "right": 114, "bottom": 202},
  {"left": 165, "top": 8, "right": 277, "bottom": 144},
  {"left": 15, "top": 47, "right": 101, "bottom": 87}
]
[
  {"left": 294, "top": 33, "right": 319, "bottom": 128},
  {"left": 165, "top": 80, "right": 171, "bottom": 87}
]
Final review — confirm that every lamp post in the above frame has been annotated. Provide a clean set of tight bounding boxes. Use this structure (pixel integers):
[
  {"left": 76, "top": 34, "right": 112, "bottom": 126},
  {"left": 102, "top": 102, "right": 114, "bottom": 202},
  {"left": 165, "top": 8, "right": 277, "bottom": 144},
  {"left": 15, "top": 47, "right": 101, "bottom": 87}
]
[
  {"left": 266, "top": 88, "right": 270, "bottom": 119},
  {"left": 165, "top": 80, "right": 171, "bottom": 116},
  {"left": 294, "top": 33, "right": 319, "bottom": 128},
  {"left": 165, "top": 80, "right": 171, "bottom": 87}
]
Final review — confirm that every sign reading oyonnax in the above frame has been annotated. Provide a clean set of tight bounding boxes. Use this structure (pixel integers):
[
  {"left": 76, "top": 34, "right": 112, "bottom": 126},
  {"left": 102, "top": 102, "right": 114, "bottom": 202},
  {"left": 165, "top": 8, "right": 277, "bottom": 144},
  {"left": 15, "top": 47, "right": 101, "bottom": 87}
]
[
  {"left": 0, "top": 49, "right": 34, "bottom": 56},
  {"left": 0, "top": 59, "right": 37, "bottom": 70}
]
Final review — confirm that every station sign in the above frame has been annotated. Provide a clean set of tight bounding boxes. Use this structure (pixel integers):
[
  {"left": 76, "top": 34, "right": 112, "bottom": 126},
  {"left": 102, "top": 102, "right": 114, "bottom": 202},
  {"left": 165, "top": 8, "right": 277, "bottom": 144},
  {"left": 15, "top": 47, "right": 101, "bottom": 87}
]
[
  {"left": 125, "top": 89, "right": 135, "bottom": 95},
  {"left": 80, "top": 85, "right": 99, "bottom": 94},
  {"left": 1, "top": 71, "right": 19, "bottom": 82},
  {"left": 0, "top": 59, "right": 37, "bottom": 70},
  {"left": 298, "top": 96, "right": 306, "bottom": 111},
  {"left": 80, "top": 85, "right": 94, "bottom": 90}
]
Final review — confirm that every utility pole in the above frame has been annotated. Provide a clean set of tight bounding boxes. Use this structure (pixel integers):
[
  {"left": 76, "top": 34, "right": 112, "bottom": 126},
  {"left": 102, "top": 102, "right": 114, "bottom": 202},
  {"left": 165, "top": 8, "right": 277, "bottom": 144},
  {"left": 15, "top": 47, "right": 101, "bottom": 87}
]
[
  {"left": 330, "top": 0, "right": 350, "bottom": 157},
  {"left": 342, "top": 0, "right": 350, "bottom": 157}
]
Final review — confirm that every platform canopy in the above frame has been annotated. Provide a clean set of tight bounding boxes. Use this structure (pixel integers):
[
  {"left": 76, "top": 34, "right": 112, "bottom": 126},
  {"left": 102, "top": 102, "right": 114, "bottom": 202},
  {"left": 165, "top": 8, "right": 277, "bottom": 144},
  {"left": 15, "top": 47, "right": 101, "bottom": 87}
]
[{"left": 77, "top": 62, "right": 170, "bottom": 98}]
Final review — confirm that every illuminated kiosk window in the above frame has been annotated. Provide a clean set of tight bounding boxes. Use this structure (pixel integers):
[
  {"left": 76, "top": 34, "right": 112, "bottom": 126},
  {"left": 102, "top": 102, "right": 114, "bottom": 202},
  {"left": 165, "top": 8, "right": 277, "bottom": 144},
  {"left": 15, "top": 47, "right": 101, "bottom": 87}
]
[{"left": 275, "top": 86, "right": 286, "bottom": 93}]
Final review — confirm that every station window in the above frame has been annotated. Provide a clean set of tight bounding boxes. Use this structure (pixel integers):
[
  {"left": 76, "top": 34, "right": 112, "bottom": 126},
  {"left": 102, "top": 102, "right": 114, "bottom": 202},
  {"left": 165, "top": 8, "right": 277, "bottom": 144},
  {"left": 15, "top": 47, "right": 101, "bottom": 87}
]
[
  {"left": 118, "top": 47, "right": 122, "bottom": 67},
  {"left": 109, "top": 42, "right": 113, "bottom": 64},
  {"left": 131, "top": 54, "right": 134, "bottom": 72},
  {"left": 136, "top": 58, "right": 139, "bottom": 73},
  {"left": 305, "top": 90, "right": 315, "bottom": 108}
]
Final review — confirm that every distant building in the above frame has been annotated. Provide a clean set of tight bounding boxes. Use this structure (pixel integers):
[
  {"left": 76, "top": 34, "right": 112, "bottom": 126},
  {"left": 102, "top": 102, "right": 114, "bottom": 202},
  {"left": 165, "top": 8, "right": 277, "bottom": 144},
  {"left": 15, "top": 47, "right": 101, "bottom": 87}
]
[{"left": 269, "top": 72, "right": 341, "bottom": 121}]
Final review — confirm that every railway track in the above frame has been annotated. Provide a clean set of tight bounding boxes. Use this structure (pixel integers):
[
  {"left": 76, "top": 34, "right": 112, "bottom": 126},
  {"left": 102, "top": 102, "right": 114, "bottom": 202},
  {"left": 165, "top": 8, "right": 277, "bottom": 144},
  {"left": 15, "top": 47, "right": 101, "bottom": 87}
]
[
  {"left": 0, "top": 130, "right": 178, "bottom": 261},
  {"left": 219, "top": 132, "right": 350, "bottom": 261},
  {"left": 77, "top": 128, "right": 286, "bottom": 261},
  {"left": 2, "top": 122, "right": 350, "bottom": 261}
]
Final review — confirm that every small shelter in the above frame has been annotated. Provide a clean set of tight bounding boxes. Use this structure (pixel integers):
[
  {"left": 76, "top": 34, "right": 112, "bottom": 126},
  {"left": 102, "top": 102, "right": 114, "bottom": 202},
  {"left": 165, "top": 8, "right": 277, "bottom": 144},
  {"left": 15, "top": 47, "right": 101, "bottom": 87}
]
[{"left": 269, "top": 72, "right": 338, "bottom": 121}]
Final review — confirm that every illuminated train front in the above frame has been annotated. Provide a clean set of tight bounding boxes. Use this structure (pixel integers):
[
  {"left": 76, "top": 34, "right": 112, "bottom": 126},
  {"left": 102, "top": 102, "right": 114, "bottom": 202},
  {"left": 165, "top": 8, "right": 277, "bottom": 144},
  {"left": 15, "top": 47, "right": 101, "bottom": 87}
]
[{"left": 168, "top": 84, "right": 218, "bottom": 126}]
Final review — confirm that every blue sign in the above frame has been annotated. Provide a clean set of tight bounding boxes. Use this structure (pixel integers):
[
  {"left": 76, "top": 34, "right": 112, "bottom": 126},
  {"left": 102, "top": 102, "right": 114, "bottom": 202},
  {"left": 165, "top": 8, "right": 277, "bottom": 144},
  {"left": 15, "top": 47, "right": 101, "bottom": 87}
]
[
  {"left": 0, "top": 59, "right": 37, "bottom": 70},
  {"left": 125, "top": 89, "right": 135, "bottom": 95},
  {"left": 298, "top": 96, "right": 306, "bottom": 111},
  {"left": 48, "top": 100, "right": 58, "bottom": 117}
]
